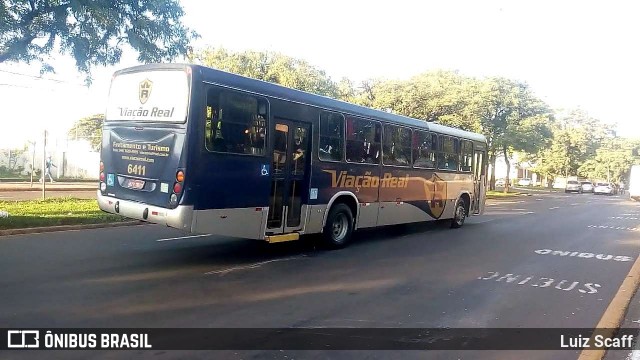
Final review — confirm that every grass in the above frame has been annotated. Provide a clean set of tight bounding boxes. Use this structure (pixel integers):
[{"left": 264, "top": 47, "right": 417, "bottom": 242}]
[
  {"left": 487, "top": 190, "right": 523, "bottom": 198},
  {"left": 0, "top": 197, "right": 126, "bottom": 230}
]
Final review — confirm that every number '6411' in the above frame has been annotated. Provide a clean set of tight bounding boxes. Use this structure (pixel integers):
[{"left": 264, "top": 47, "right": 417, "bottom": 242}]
[{"left": 127, "top": 164, "right": 146, "bottom": 176}]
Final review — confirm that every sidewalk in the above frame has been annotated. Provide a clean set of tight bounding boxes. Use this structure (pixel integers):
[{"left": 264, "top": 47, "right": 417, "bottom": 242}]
[{"left": 0, "top": 181, "right": 97, "bottom": 192}]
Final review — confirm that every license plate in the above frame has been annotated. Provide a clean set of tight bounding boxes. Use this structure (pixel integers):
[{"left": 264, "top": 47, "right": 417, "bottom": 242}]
[{"left": 125, "top": 179, "right": 145, "bottom": 190}]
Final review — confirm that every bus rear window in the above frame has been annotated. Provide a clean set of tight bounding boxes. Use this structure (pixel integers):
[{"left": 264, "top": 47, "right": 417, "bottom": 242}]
[
  {"left": 205, "top": 89, "right": 267, "bottom": 155},
  {"left": 105, "top": 70, "right": 189, "bottom": 122}
]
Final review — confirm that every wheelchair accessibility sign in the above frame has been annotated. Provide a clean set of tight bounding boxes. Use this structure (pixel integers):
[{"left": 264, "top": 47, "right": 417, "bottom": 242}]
[{"left": 261, "top": 164, "right": 270, "bottom": 176}]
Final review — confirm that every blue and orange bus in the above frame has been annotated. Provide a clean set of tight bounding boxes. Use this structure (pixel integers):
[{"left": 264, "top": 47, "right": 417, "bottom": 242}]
[{"left": 98, "top": 64, "right": 487, "bottom": 247}]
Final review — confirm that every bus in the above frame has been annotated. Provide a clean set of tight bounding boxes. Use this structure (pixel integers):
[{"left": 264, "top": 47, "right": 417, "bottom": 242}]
[
  {"left": 630, "top": 165, "right": 640, "bottom": 201},
  {"left": 98, "top": 64, "right": 488, "bottom": 248}
]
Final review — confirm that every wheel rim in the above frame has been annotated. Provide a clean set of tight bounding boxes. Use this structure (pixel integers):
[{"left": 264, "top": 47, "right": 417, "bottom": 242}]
[
  {"left": 332, "top": 213, "right": 349, "bottom": 242},
  {"left": 456, "top": 204, "right": 465, "bottom": 225}
]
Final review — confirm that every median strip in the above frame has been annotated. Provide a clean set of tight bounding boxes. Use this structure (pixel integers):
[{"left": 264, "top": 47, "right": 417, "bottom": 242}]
[{"left": 0, "top": 197, "right": 136, "bottom": 235}]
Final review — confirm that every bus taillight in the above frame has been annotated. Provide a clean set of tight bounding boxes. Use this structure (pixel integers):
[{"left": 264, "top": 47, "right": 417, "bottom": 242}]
[
  {"left": 100, "top": 162, "right": 104, "bottom": 172},
  {"left": 170, "top": 170, "right": 185, "bottom": 207}
]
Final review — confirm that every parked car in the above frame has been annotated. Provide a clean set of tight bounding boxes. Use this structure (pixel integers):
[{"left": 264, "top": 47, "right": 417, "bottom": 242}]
[
  {"left": 518, "top": 178, "right": 532, "bottom": 186},
  {"left": 565, "top": 180, "right": 583, "bottom": 193},
  {"left": 580, "top": 181, "right": 594, "bottom": 193},
  {"left": 495, "top": 179, "right": 506, "bottom": 187},
  {"left": 593, "top": 182, "right": 615, "bottom": 195}
]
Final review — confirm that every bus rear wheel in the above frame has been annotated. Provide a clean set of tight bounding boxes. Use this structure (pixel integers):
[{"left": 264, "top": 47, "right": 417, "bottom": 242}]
[
  {"left": 451, "top": 199, "right": 466, "bottom": 228},
  {"left": 323, "top": 203, "right": 353, "bottom": 248}
]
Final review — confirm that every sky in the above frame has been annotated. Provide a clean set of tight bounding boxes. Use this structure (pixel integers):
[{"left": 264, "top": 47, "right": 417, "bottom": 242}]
[{"left": 1, "top": 0, "right": 639, "bottom": 149}]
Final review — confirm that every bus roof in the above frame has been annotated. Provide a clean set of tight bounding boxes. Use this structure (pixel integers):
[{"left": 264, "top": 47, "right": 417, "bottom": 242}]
[{"left": 115, "top": 63, "right": 487, "bottom": 143}]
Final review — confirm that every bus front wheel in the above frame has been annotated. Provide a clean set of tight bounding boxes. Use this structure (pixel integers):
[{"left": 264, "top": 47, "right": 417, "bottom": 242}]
[
  {"left": 451, "top": 199, "right": 467, "bottom": 229},
  {"left": 323, "top": 203, "right": 354, "bottom": 248}
]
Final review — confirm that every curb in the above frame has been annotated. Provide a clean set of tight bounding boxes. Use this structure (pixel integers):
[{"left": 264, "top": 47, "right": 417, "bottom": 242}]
[
  {"left": 486, "top": 193, "right": 530, "bottom": 200},
  {"left": 0, "top": 187, "right": 97, "bottom": 192},
  {"left": 0, "top": 220, "right": 145, "bottom": 236},
  {"left": 577, "top": 250, "right": 640, "bottom": 360}
]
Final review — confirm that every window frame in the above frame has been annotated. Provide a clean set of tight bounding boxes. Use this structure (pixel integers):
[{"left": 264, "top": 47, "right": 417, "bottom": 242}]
[
  {"left": 317, "top": 110, "right": 346, "bottom": 163},
  {"left": 203, "top": 86, "right": 269, "bottom": 157},
  {"left": 344, "top": 116, "right": 382, "bottom": 165},
  {"left": 382, "top": 123, "right": 413, "bottom": 167}
]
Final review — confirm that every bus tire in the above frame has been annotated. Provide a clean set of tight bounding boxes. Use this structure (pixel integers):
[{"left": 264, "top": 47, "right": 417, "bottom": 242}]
[
  {"left": 451, "top": 199, "right": 466, "bottom": 229},
  {"left": 323, "top": 203, "right": 353, "bottom": 248}
]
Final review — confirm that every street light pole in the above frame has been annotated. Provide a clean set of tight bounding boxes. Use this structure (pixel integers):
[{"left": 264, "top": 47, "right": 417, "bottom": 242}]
[
  {"left": 42, "top": 130, "right": 47, "bottom": 200},
  {"left": 29, "top": 141, "right": 35, "bottom": 187}
]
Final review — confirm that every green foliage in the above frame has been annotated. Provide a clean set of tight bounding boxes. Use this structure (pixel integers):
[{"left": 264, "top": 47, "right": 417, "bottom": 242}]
[
  {"left": 370, "top": 70, "right": 478, "bottom": 130},
  {"left": 68, "top": 113, "right": 104, "bottom": 151},
  {"left": 0, "top": 0, "right": 198, "bottom": 82},
  {"left": 192, "top": 48, "right": 340, "bottom": 98},
  {"left": 578, "top": 138, "right": 640, "bottom": 182},
  {"left": 532, "top": 109, "right": 614, "bottom": 179}
]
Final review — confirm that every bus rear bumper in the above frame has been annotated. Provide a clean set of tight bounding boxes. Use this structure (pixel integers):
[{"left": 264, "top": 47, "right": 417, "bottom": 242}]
[{"left": 97, "top": 191, "right": 193, "bottom": 232}]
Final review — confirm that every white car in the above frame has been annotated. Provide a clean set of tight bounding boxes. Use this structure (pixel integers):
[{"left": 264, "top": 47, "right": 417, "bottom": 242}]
[
  {"left": 518, "top": 178, "right": 532, "bottom": 186},
  {"left": 495, "top": 179, "right": 506, "bottom": 187},
  {"left": 593, "top": 182, "right": 614, "bottom": 195},
  {"left": 581, "top": 181, "right": 594, "bottom": 193},
  {"left": 565, "top": 180, "right": 582, "bottom": 193}
]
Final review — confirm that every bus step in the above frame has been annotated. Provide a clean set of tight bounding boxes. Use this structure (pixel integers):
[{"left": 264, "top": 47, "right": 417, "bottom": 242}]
[{"left": 265, "top": 233, "right": 300, "bottom": 243}]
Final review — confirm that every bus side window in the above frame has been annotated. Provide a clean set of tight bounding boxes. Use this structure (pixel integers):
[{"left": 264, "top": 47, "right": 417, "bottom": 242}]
[
  {"left": 460, "top": 140, "right": 473, "bottom": 172},
  {"left": 383, "top": 124, "right": 412, "bottom": 166},
  {"left": 319, "top": 111, "right": 344, "bottom": 161},
  {"left": 205, "top": 88, "right": 267, "bottom": 155},
  {"left": 437, "top": 136, "right": 458, "bottom": 171},
  {"left": 412, "top": 130, "right": 436, "bottom": 168},
  {"left": 346, "top": 117, "right": 380, "bottom": 164}
]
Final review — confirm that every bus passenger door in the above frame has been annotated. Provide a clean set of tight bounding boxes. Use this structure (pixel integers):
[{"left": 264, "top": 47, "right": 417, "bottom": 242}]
[
  {"left": 472, "top": 149, "right": 486, "bottom": 214},
  {"left": 267, "top": 120, "right": 311, "bottom": 234}
]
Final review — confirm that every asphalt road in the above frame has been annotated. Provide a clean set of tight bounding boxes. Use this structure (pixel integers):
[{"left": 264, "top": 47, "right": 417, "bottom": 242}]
[{"left": 2, "top": 192, "right": 640, "bottom": 359}]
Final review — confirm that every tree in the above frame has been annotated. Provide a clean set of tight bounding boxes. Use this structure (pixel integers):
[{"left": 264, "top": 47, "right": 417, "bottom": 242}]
[
  {"left": 578, "top": 137, "right": 639, "bottom": 183},
  {"left": 370, "top": 70, "right": 478, "bottom": 130},
  {"left": 467, "top": 77, "right": 553, "bottom": 191},
  {"left": 68, "top": 114, "right": 104, "bottom": 151},
  {"left": 1, "top": 0, "right": 198, "bottom": 81},
  {"left": 191, "top": 48, "right": 340, "bottom": 98},
  {"left": 532, "top": 109, "right": 612, "bottom": 182}
]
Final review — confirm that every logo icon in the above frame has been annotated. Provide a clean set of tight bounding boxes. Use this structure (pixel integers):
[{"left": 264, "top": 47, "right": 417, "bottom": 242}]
[
  {"left": 139, "top": 79, "right": 153, "bottom": 104},
  {"left": 7, "top": 330, "right": 39, "bottom": 348},
  {"left": 106, "top": 173, "right": 115, "bottom": 187},
  {"left": 423, "top": 173, "right": 447, "bottom": 219}
]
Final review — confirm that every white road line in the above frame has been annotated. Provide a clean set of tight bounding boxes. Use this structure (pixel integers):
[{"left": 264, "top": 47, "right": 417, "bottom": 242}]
[
  {"left": 587, "top": 225, "right": 639, "bottom": 231},
  {"left": 156, "top": 234, "right": 210, "bottom": 242},
  {"left": 536, "top": 198, "right": 543, "bottom": 201},
  {"left": 204, "top": 256, "right": 307, "bottom": 275},
  {"left": 570, "top": 203, "right": 580, "bottom": 206},
  {"left": 549, "top": 206, "right": 560, "bottom": 210}
]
